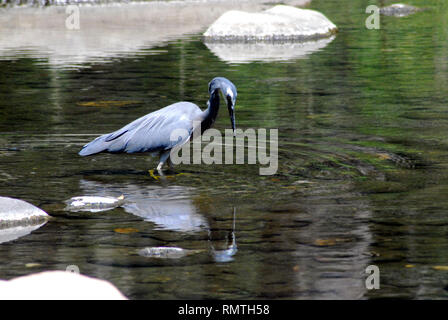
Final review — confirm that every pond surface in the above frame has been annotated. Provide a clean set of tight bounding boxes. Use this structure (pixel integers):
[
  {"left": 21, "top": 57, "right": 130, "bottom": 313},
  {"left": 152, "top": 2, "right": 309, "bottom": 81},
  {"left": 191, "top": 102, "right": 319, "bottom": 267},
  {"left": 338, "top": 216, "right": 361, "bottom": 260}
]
[{"left": 1, "top": 0, "right": 448, "bottom": 299}]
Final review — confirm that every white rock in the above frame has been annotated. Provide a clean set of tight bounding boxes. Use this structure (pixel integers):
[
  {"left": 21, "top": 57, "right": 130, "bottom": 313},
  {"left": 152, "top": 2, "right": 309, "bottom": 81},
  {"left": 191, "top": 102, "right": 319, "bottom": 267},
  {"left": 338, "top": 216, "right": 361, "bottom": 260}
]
[
  {"left": 65, "top": 195, "right": 125, "bottom": 212},
  {"left": 204, "top": 5, "right": 337, "bottom": 41},
  {"left": 380, "top": 3, "right": 421, "bottom": 17},
  {"left": 0, "top": 1, "right": 311, "bottom": 68},
  {"left": 0, "top": 271, "right": 127, "bottom": 300},
  {"left": 138, "top": 247, "right": 202, "bottom": 259},
  {"left": 0, "top": 196, "right": 48, "bottom": 223}
]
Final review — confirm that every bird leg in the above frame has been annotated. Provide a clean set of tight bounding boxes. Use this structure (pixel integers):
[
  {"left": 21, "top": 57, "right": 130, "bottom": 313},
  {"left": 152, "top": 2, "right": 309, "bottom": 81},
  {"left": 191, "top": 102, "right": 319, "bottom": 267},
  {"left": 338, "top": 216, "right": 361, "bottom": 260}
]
[
  {"left": 165, "top": 155, "right": 193, "bottom": 177},
  {"left": 156, "top": 163, "right": 165, "bottom": 176},
  {"left": 148, "top": 169, "right": 160, "bottom": 180},
  {"left": 167, "top": 156, "right": 174, "bottom": 170},
  {"left": 148, "top": 164, "right": 166, "bottom": 181},
  {"left": 150, "top": 151, "right": 190, "bottom": 179},
  {"left": 157, "top": 151, "right": 171, "bottom": 175},
  {"left": 147, "top": 151, "right": 169, "bottom": 180}
]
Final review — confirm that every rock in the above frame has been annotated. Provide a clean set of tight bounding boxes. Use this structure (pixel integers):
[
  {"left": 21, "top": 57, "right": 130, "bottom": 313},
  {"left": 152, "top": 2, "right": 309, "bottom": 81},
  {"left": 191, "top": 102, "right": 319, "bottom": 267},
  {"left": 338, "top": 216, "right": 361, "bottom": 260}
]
[
  {"left": 0, "top": 196, "right": 48, "bottom": 225},
  {"left": 286, "top": 0, "right": 312, "bottom": 6},
  {"left": 0, "top": 271, "right": 127, "bottom": 300},
  {"left": 65, "top": 195, "right": 125, "bottom": 212},
  {"left": 380, "top": 3, "right": 421, "bottom": 17},
  {"left": 0, "top": 197, "right": 49, "bottom": 244},
  {"left": 138, "top": 247, "right": 202, "bottom": 259},
  {"left": 203, "top": 5, "right": 337, "bottom": 42},
  {"left": 205, "top": 36, "right": 334, "bottom": 63},
  {"left": 2, "top": 0, "right": 312, "bottom": 7},
  {"left": 0, "top": 1, "right": 312, "bottom": 68}
]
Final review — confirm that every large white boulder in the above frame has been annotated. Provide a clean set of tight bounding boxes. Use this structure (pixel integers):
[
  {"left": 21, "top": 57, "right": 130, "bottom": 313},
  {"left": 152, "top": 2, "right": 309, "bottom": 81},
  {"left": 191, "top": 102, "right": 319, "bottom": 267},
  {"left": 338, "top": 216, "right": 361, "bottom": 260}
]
[
  {"left": 0, "top": 196, "right": 48, "bottom": 223},
  {"left": 0, "top": 271, "right": 127, "bottom": 300},
  {"left": 204, "top": 5, "right": 337, "bottom": 41},
  {"left": 0, "top": 196, "right": 49, "bottom": 244}
]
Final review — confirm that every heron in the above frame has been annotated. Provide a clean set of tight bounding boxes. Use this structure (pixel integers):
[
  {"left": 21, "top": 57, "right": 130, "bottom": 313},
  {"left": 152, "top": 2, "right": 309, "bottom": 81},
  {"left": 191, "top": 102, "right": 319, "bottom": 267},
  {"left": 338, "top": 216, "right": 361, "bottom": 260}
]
[{"left": 78, "top": 77, "right": 237, "bottom": 176}]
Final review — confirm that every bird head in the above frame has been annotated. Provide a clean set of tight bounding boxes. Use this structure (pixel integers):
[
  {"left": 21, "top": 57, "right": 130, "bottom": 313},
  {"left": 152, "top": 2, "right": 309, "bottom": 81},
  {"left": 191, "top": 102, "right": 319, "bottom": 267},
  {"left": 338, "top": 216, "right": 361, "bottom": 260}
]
[{"left": 209, "top": 77, "right": 237, "bottom": 135}]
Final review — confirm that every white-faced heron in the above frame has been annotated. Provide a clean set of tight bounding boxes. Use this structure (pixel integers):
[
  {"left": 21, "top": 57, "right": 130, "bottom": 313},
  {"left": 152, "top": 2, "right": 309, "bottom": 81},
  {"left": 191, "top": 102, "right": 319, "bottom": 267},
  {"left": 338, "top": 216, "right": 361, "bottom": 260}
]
[{"left": 79, "top": 77, "right": 237, "bottom": 174}]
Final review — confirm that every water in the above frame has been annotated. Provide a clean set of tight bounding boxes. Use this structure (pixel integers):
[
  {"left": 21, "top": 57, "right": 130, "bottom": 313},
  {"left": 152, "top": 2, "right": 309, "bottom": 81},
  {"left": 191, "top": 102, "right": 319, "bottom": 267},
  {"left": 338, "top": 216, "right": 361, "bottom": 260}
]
[{"left": 1, "top": 0, "right": 448, "bottom": 299}]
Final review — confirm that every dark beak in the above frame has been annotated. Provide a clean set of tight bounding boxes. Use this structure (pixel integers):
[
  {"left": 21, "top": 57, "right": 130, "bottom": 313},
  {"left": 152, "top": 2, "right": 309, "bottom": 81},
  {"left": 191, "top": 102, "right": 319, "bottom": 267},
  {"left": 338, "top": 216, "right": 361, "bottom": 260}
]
[{"left": 227, "top": 100, "right": 236, "bottom": 136}]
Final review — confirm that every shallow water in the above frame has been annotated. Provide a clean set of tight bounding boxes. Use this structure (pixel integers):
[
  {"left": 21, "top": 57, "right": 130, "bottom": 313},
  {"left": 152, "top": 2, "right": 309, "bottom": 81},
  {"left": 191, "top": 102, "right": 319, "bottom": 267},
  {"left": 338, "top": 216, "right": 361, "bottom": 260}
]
[{"left": 1, "top": 0, "right": 448, "bottom": 299}]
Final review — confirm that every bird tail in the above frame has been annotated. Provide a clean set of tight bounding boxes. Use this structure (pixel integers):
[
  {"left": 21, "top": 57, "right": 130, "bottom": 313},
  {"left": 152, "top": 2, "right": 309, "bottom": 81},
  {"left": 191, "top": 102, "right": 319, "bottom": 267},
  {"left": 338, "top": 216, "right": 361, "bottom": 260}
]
[{"left": 78, "top": 135, "right": 109, "bottom": 156}]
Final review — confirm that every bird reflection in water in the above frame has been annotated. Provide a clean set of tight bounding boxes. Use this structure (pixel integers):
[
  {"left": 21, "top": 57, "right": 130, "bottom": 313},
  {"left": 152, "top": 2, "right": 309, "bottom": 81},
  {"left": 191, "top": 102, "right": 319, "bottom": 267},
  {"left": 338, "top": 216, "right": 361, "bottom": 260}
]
[
  {"left": 209, "top": 207, "right": 237, "bottom": 263},
  {"left": 77, "top": 179, "right": 237, "bottom": 262}
]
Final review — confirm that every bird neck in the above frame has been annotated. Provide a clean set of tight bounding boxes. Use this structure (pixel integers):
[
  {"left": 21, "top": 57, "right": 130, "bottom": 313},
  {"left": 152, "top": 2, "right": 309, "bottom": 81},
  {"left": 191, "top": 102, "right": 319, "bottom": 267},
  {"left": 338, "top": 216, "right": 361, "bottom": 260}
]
[{"left": 202, "top": 90, "right": 220, "bottom": 132}]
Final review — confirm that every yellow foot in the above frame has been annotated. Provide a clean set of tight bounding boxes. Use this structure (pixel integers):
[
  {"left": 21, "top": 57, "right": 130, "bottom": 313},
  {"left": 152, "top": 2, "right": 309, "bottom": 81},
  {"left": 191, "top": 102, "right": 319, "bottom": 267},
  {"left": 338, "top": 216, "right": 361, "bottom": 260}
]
[
  {"left": 173, "top": 172, "right": 191, "bottom": 177},
  {"left": 148, "top": 169, "right": 160, "bottom": 180},
  {"left": 148, "top": 170, "right": 191, "bottom": 180},
  {"left": 165, "top": 172, "right": 192, "bottom": 179}
]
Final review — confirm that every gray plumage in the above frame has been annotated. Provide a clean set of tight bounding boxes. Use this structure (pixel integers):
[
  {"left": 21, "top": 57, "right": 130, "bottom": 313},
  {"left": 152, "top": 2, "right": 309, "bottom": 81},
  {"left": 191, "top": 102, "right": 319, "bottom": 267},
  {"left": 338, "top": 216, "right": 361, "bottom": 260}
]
[
  {"left": 79, "top": 102, "right": 200, "bottom": 155},
  {"left": 79, "top": 77, "right": 237, "bottom": 172}
]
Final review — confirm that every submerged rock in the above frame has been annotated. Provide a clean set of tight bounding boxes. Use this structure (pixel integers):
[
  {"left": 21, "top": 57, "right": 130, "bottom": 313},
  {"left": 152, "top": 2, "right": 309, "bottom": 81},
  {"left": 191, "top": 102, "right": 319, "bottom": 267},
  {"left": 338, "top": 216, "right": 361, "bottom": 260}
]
[
  {"left": 65, "top": 195, "right": 124, "bottom": 212},
  {"left": 203, "top": 5, "right": 337, "bottom": 42},
  {"left": 138, "top": 247, "right": 202, "bottom": 259},
  {"left": 380, "top": 3, "right": 422, "bottom": 17},
  {"left": 0, "top": 271, "right": 127, "bottom": 300}
]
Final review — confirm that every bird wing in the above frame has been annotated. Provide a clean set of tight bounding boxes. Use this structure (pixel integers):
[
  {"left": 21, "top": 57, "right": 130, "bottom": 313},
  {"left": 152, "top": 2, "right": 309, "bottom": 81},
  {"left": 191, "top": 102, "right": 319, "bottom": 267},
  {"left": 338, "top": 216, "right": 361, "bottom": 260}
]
[{"left": 79, "top": 102, "right": 202, "bottom": 156}]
